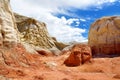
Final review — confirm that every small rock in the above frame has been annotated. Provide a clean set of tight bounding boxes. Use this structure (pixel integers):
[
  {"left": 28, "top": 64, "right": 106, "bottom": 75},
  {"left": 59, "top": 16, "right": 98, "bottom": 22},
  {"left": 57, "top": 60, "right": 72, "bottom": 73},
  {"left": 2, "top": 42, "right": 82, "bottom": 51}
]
[{"left": 44, "top": 61, "right": 57, "bottom": 69}]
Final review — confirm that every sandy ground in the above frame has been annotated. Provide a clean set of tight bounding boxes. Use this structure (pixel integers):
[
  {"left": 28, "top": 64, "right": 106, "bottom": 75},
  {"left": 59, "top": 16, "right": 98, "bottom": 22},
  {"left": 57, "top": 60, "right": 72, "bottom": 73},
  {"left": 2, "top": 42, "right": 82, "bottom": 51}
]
[
  {"left": 6, "top": 54, "right": 120, "bottom": 80},
  {"left": 0, "top": 44, "right": 120, "bottom": 80}
]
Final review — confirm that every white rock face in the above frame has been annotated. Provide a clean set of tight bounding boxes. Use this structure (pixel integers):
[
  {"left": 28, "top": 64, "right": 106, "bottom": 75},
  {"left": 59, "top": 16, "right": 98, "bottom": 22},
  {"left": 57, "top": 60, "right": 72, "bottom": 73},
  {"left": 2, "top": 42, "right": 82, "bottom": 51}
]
[
  {"left": 14, "top": 13, "right": 56, "bottom": 49},
  {"left": 0, "top": 0, "right": 19, "bottom": 46}
]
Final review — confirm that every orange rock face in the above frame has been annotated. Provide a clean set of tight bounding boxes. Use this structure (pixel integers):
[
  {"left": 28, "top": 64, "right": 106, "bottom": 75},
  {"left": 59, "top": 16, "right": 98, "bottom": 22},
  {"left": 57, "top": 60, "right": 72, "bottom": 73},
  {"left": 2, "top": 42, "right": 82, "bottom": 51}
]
[
  {"left": 88, "top": 16, "right": 120, "bottom": 55},
  {"left": 64, "top": 44, "right": 92, "bottom": 66}
]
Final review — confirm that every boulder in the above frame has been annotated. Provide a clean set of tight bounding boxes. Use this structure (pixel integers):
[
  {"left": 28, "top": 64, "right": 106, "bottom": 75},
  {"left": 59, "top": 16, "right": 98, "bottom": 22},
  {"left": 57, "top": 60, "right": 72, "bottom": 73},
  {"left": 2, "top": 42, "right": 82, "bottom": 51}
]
[
  {"left": 88, "top": 16, "right": 120, "bottom": 55},
  {"left": 64, "top": 44, "right": 92, "bottom": 66}
]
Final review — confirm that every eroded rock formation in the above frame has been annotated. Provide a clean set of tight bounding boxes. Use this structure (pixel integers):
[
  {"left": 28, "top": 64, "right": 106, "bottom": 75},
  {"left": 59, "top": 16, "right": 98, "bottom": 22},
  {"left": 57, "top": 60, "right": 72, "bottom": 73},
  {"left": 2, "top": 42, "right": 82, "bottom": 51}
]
[
  {"left": 14, "top": 13, "right": 56, "bottom": 49},
  {"left": 64, "top": 44, "right": 92, "bottom": 66},
  {"left": 0, "top": 0, "right": 19, "bottom": 46},
  {"left": 88, "top": 16, "right": 120, "bottom": 55}
]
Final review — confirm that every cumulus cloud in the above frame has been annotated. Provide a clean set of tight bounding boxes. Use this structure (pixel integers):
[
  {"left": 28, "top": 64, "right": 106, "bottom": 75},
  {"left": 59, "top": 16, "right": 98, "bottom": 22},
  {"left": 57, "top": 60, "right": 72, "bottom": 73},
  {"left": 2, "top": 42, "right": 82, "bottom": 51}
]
[
  {"left": 42, "top": 16, "right": 86, "bottom": 42},
  {"left": 10, "top": 0, "right": 118, "bottom": 42}
]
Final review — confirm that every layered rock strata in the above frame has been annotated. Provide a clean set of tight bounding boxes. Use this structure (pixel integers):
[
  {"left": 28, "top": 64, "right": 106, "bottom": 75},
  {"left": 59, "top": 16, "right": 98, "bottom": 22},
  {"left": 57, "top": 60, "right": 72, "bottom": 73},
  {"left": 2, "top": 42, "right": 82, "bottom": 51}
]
[
  {"left": 0, "top": 0, "right": 19, "bottom": 46},
  {"left": 14, "top": 13, "right": 56, "bottom": 49},
  {"left": 88, "top": 16, "right": 120, "bottom": 55}
]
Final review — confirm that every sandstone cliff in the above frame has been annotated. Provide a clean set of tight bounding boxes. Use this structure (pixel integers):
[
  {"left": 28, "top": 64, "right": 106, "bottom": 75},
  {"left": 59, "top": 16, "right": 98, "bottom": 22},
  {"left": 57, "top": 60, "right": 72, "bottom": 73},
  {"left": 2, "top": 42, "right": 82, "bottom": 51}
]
[
  {"left": 14, "top": 13, "right": 56, "bottom": 49},
  {"left": 88, "top": 16, "right": 120, "bottom": 55},
  {"left": 0, "top": 0, "right": 19, "bottom": 46}
]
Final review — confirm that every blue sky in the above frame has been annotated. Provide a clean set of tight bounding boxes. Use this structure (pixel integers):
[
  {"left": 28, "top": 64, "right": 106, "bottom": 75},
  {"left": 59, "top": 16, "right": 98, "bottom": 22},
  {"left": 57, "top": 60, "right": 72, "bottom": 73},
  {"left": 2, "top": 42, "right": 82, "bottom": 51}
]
[{"left": 10, "top": 0, "right": 120, "bottom": 43}]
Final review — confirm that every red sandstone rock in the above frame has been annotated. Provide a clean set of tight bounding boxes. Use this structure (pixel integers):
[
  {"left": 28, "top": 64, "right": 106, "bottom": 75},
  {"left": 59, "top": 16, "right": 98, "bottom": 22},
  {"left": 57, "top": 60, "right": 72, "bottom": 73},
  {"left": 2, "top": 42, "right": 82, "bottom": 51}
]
[{"left": 64, "top": 44, "right": 92, "bottom": 66}]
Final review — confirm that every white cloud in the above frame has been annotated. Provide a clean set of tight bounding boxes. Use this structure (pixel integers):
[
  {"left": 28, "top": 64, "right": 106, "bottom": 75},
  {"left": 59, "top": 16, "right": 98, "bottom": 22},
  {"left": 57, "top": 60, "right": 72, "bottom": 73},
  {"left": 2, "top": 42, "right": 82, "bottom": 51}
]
[
  {"left": 59, "top": 17, "right": 80, "bottom": 26},
  {"left": 10, "top": 0, "right": 118, "bottom": 43},
  {"left": 80, "top": 19, "right": 86, "bottom": 22},
  {"left": 43, "top": 16, "right": 86, "bottom": 42}
]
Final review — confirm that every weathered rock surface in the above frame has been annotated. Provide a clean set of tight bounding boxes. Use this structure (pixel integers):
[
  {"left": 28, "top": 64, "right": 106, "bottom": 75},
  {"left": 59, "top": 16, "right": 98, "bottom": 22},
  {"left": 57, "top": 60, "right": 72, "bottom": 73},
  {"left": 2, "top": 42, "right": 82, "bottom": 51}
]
[
  {"left": 14, "top": 13, "right": 56, "bottom": 49},
  {"left": 0, "top": 0, "right": 19, "bottom": 46},
  {"left": 64, "top": 44, "right": 92, "bottom": 66},
  {"left": 88, "top": 16, "right": 120, "bottom": 55}
]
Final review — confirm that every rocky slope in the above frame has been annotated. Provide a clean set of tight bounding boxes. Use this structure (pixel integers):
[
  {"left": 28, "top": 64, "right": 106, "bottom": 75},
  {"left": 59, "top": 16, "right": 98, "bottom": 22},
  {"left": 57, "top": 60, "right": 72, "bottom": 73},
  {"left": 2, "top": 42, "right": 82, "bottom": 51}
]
[{"left": 88, "top": 16, "right": 120, "bottom": 55}]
